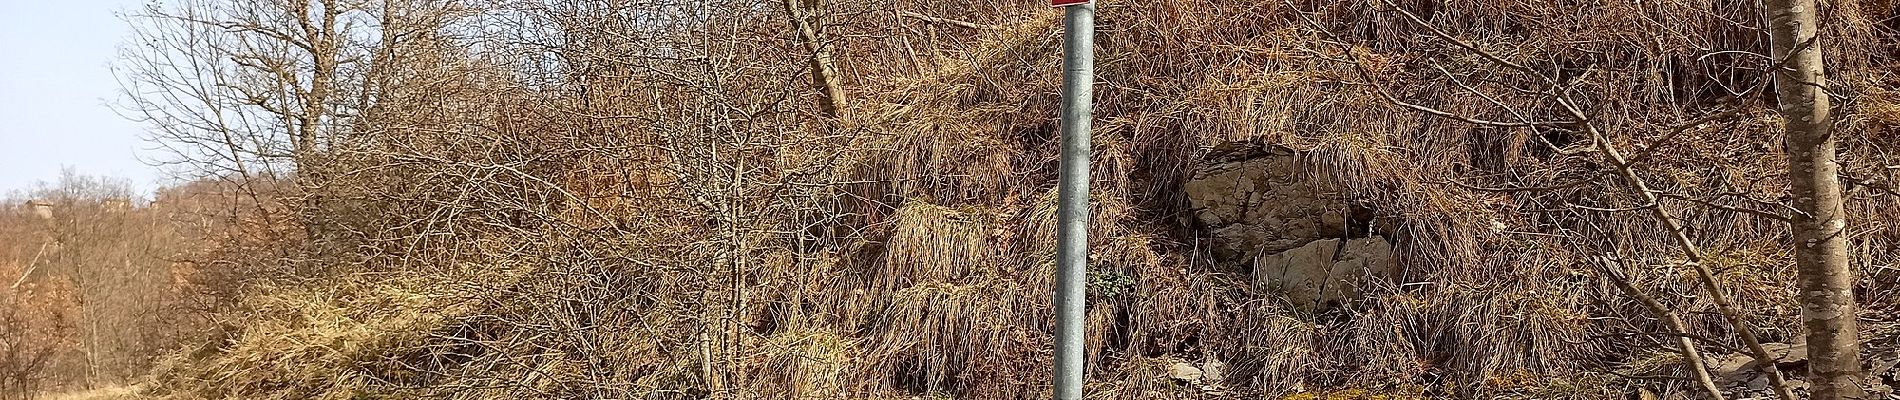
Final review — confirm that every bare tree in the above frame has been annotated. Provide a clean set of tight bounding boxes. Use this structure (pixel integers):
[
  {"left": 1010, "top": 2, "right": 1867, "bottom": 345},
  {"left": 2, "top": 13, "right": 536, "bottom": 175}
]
[
  {"left": 117, "top": 0, "right": 370, "bottom": 267},
  {"left": 781, "top": 0, "right": 846, "bottom": 117},
  {"left": 0, "top": 287, "right": 72, "bottom": 400},
  {"left": 0, "top": 171, "right": 193, "bottom": 394},
  {"left": 1763, "top": 0, "right": 1865, "bottom": 397}
]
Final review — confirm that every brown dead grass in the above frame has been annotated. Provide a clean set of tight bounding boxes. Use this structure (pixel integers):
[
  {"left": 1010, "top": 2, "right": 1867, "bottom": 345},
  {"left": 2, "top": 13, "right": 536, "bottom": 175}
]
[{"left": 148, "top": 0, "right": 1900, "bottom": 399}]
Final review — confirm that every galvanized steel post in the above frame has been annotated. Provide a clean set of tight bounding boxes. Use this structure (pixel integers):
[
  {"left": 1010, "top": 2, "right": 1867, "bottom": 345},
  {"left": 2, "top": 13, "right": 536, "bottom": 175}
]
[{"left": 1053, "top": 3, "right": 1093, "bottom": 399}]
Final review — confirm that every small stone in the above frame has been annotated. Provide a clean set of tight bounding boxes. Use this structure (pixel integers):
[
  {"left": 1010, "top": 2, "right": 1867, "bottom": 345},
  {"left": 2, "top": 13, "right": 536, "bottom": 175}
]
[
  {"left": 1169, "top": 361, "right": 1204, "bottom": 383},
  {"left": 1748, "top": 375, "right": 1770, "bottom": 391}
]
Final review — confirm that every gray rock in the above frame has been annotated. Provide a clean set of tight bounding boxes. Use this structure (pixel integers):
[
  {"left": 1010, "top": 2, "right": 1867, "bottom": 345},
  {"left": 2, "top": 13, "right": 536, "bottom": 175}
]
[
  {"left": 1710, "top": 343, "right": 1820, "bottom": 398},
  {"left": 1185, "top": 146, "right": 1351, "bottom": 263},
  {"left": 1745, "top": 375, "right": 1769, "bottom": 391},
  {"left": 1168, "top": 361, "right": 1203, "bottom": 383},
  {"left": 1252, "top": 236, "right": 1397, "bottom": 310},
  {"left": 1708, "top": 352, "right": 1756, "bottom": 382},
  {"left": 1188, "top": 145, "right": 1397, "bottom": 310},
  {"left": 1762, "top": 342, "right": 1808, "bottom": 366}
]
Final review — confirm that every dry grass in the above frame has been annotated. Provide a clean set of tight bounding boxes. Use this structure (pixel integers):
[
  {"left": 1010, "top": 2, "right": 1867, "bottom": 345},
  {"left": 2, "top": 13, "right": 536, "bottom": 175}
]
[
  {"left": 144, "top": 0, "right": 1900, "bottom": 398},
  {"left": 42, "top": 385, "right": 148, "bottom": 400},
  {"left": 147, "top": 270, "right": 501, "bottom": 399}
]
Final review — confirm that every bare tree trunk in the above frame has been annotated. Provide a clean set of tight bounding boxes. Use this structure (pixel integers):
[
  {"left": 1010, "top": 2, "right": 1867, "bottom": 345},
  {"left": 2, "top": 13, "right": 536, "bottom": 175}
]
[
  {"left": 294, "top": 0, "right": 343, "bottom": 266},
  {"left": 84, "top": 290, "right": 99, "bottom": 389},
  {"left": 1764, "top": 0, "right": 1865, "bottom": 397},
  {"left": 781, "top": 0, "right": 845, "bottom": 117}
]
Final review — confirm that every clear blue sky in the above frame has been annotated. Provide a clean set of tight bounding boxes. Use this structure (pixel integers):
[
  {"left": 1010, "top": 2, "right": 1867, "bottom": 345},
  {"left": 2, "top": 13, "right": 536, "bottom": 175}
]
[{"left": 0, "top": 0, "right": 156, "bottom": 196}]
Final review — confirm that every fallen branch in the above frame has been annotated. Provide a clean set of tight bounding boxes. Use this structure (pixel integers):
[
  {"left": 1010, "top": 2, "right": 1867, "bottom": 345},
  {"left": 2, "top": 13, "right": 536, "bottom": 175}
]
[
  {"left": 1577, "top": 105, "right": 1797, "bottom": 400},
  {"left": 1597, "top": 256, "right": 1728, "bottom": 400}
]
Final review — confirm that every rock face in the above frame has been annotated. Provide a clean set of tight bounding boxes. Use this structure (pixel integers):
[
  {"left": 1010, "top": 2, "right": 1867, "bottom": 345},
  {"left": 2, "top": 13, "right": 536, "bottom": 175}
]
[
  {"left": 1186, "top": 145, "right": 1397, "bottom": 310},
  {"left": 1184, "top": 146, "right": 1351, "bottom": 262},
  {"left": 1252, "top": 237, "right": 1397, "bottom": 309}
]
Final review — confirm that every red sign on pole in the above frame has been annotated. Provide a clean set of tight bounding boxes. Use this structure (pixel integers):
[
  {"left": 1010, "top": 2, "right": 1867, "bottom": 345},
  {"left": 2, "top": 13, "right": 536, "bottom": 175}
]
[{"left": 1051, "top": 0, "right": 1088, "bottom": 7}]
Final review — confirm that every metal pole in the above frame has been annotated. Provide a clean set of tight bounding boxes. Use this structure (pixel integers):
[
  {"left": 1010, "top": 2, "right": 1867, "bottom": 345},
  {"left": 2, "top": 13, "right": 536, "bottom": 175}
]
[{"left": 1054, "top": 3, "right": 1093, "bottom": 399}]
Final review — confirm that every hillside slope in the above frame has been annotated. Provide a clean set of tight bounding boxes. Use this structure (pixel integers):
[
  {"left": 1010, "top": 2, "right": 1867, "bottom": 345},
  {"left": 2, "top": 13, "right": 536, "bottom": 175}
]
[{"left": 135, "top": 0, "right": 1900, "bottom": 399}]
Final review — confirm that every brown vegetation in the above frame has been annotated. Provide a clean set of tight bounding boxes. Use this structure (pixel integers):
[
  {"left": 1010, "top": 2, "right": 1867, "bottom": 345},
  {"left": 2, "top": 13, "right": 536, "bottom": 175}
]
[
  {"left": 4, "top": 0, "right": 1897, "bottom": 399},
  {"left": 0, "top": 172, "right": 210, "bottom": 398}
]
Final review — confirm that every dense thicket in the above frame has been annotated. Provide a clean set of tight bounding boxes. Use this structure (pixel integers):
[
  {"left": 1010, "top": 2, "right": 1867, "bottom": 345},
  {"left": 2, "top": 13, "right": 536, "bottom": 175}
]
[{"left": 88, "top": 0, "right": 1900, "bottom": 398}]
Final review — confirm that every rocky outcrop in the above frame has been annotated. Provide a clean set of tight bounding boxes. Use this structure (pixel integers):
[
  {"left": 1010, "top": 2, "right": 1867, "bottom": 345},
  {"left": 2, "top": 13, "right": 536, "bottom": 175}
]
[
  {"left": 1184, "top": 146, "right": 1352, "bottom": 262},
  {"left": 1187, "top": 145, "right": 1396, "bottom": 310},
  {"left": 1251, "top": 237, "right": 1397, "bottom": 310}
]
